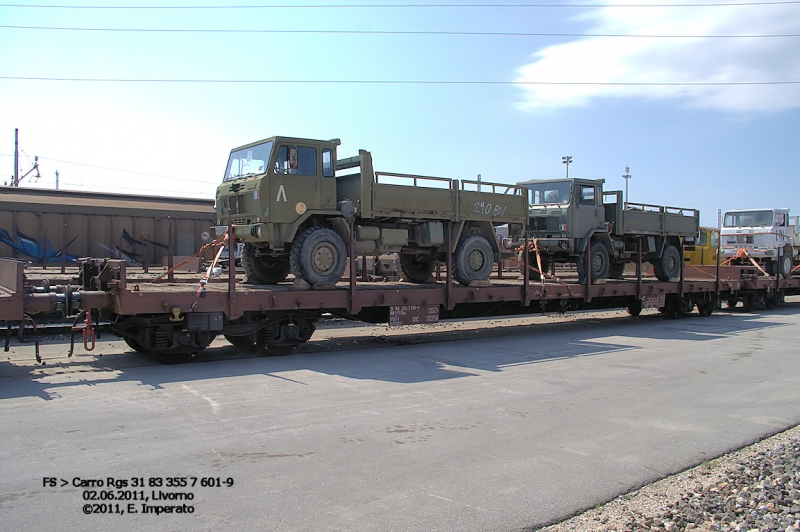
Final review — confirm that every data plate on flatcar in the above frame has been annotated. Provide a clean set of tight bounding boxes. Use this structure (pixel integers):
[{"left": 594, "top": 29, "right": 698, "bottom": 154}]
[
  {"left": 642, "top": 294, "right": 666, "bottom": 309},
  {"left": 389, "top": 304, "right": 440, "bottom": 326}
]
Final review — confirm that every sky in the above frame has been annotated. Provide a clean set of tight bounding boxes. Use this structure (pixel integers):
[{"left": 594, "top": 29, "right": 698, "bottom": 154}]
[{"left": 1, "top": 0, "right": 798, "bottom": 227}]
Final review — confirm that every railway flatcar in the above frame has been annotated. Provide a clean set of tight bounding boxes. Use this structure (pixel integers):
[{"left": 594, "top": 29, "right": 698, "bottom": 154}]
[{"left": 0, "top": 186, "right": 216, "bottom": 266}]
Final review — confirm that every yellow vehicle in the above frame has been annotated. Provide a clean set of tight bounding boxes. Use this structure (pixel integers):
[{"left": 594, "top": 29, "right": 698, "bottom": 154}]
[{"left": 684, "top": 226, "right": 719, "bottom": 265}]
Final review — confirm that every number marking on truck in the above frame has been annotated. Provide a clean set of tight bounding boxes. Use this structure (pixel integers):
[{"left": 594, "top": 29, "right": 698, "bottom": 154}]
[{"left": 473, "top": 202, "right": 507, "bottom": 217}]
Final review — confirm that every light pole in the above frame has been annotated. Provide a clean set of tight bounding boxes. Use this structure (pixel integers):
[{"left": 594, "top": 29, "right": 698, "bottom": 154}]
[
  {"left": 622, "top": 165, "right": 632, "bottom": 205},
  {"left": 562, "top": 156, "right": 572, "bottom": 178}
]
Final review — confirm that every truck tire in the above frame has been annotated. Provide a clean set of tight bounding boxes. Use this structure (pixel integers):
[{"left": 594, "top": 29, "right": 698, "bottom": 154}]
[
  {"left": 290, "top": 226, "right": 347, "bottom": 285},
  {"left": 588, "top": 242, "right": 610, "bottom": 281},
  {"left": 653, "top": 244, "right": 681, "bottom": 281},
  {"left": 779, "top": 254, "right": 793, "bottom": 279},
  {"left": 453, "top": 234, "right": 494, "bottom": 285},
  {"left": 399, "top": 253, "right": 436, "bottom": 283},
  {"left": 242, "top": 244, "right": 290, "bottom": 285}
]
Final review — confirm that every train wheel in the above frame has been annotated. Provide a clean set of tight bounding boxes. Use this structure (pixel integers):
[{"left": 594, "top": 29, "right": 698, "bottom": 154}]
[
  {"left": 399, "top": 253, "right": 436, "bottom": 283},
  {"left": 654, "top": 244, "right": 681, "bottom": 281},
  {"left": 658, "top": 295, "right": 684, "bottom": 319},
  {"left": 453, "top": 234, "right": 494, "bottom": 285},
  {"left": 626, "top": 300, "right": 643, "bottom": 317},
  {"left": 224, "top": 333, "right": 257, "bottom": 348},
  {"left": 290, "top": 227, "right": 347, "bottom": 285},
  {"left": 145, "top": 328, "right": 215, "bottom": 363},
  {"left": 256, "top": 319, "right": 316, "bottom": 357},
  {"left": 742, "top": 294, "right": 759, "bottom": 312},
  {"left": 697, "top": 300, "right": 714, "bottom": 317},
  {"left": 242, "top": 244, "right": 290, "bottom": 285},
  {"left": 123, "top": 335, "right": 150, "bottom": 354}
]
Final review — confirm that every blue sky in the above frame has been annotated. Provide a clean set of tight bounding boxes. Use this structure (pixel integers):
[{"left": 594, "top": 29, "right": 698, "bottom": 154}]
[{"left": 1, "top": 0, "right": 798, "bottom": 227}]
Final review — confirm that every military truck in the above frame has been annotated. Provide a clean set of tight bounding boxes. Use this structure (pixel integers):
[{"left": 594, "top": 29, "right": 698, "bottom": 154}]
[
  {"left": 214, "top": 136, "right": 527, "bottom": 286},
  {"left": 720, "top": 208, "right": 799, "bottom": 278},
  {"left": 511, "top": 178, "right": 699, "bottom": 281}
]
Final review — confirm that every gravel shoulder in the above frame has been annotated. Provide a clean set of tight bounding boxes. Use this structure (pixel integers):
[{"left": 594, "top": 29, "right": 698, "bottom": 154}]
[{"left": 536, "top": 425, "right": 800, "bottom": 532}]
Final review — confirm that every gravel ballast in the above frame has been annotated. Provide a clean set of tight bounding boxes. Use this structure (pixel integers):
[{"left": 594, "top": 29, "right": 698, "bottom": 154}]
[{"left": 536, "top": 425, "right": 800, "bottom": 532}]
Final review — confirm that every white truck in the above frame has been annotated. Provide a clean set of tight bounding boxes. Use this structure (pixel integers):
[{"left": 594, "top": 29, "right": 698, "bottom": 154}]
[{"left": 720, "top": 208, "right": 800, "bottom": 278}]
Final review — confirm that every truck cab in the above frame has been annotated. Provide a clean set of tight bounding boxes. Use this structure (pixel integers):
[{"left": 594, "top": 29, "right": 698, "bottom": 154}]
[
  {"left": 684, "top": 227, "right": 719, "bottom": 266},
  {"left": 517, "top": 177, "right": 606, "bottom": 256},
  {"left": 216, "top": 136, "right": 341, "bottom": 248},
  {"left": 720, "top": 208, "right": 797, "bottom": 278},
  {"left": 514, "top": 177, "right": 614, "bottom": 279}
]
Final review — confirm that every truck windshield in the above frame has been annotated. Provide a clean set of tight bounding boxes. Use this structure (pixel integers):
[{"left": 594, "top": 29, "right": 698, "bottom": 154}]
[
  {"left": 526, "top": 182, "right": 572, "bottom": 206},
  {"left": 723, "top": 210, "right": 774, "bottom": 228},
  {"left": 223, "top": 140, "right": 274, "bottom": 182}
]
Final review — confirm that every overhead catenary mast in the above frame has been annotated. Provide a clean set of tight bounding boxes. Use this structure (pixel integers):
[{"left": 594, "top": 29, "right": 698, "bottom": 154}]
[{"left": 11, "top": 129, "right": 40, "bottom": 187}]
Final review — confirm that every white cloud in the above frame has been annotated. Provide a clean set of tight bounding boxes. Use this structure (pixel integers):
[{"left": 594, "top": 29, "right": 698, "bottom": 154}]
[{"left": 515, "top": 0, "right": 800, "bottom": 112}]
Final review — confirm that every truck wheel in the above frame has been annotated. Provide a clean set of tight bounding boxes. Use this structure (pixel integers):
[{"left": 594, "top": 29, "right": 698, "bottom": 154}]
[
  {"left": 242, "top": 244, "right": 290, "bottom": 284},
  {"left": 779, "top": 254, "right": 793, "bottom": 279},
  {"left": 399, "top": 253, "right": 436, "bottom": 283},
  {"left": 588, "top": 242, "right": 610, "bottom": 281},
  {"left": 290, "top": 227, "right": 347, "bottom": 285},
  {"left": 654, "top": 244, "right": 681, "bottom": 281},
  {"left": 453, "top": 234, "right": 494, "bottom": 285}
]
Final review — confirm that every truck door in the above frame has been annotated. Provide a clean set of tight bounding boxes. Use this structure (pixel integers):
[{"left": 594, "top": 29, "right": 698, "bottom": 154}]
[
  {"left": 271, "top": 144, "right": 331, "bottom": 222},
  {"left": 577, "top": 184, "right": 602, "bottom": 230},
  {"left": 709, "top": 229, "right": 719, "bottom": 264}
]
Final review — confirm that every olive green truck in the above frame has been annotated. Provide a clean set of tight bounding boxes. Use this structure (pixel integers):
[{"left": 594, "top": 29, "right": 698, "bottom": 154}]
[
  {"left": 215, "top": 136, "right": 527, "bottom": 286},
  {"left": 512, "top": 177, "right": 699, "bottom": 281}
]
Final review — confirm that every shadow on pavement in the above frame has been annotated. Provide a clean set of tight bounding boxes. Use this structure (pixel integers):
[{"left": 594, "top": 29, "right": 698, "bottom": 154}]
[{"left": 1, "top": 303, "right": 797, "bottom": 401}]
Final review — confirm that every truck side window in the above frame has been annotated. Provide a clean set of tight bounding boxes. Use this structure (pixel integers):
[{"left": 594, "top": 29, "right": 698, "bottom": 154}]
[
  {"left": 579, "top": 185, "right": 595, "bottom": 206},
  {"left": 323, "top": 149, "right": 334, "bottom": 177},
  {"left": 276, "top": 146, "right": 317, "bottom": 176}
]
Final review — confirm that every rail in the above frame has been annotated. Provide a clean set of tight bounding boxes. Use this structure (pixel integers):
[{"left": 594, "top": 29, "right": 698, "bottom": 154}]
[
  {"left": 621, "top": 200, "right": 699, "bottom": 218},
  {"left": 459, "top": 180, "right": 525, "bottom": 195},
  {"left": 374, "top": 171, "right": 456, "bottom": 189}
]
